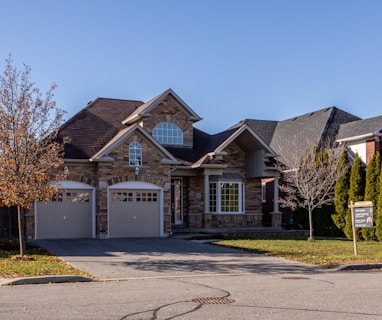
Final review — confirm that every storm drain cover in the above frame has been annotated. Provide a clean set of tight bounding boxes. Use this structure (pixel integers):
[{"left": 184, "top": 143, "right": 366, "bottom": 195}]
[{"left": 192, "top": 297, "right": 236, "bottom": 305}]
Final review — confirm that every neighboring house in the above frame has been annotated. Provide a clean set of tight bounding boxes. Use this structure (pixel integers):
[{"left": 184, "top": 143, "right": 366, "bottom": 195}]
[
  {"left": 233, "top": 107, "right": 360, "bottom": 225},
  {"left": 26, "top": 89, "right": 279, "bottom": 239},
  {"left": 238, "top": 107, "right": 382, "bottom": 226},
  {"left": 336, "top": 115, "right": 382, "bottom": 165}
]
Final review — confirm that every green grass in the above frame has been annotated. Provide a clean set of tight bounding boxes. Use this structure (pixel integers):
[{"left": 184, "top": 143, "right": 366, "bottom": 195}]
[
  {"left": 0, "top": 240, "right": 91, "bottom": 278},
  {"left": 214, "top": 238, "right": 382, "bottom": 268}
]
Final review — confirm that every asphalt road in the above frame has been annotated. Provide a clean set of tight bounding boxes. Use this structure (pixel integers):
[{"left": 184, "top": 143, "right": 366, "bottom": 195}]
[
  {"left": 1, "top": 271, "right": 382, "bottom": 319},
  {"left": 1, "top": 237, "right": 382, "bottom": 319}
]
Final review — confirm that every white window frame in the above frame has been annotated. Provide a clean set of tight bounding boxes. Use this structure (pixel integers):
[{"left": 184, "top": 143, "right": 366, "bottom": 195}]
[
  {"left": 153, "top": 122, "right": 183, "bottom": 145},
  {"left": 129, "top": 142, "right": 142, "bottom": 166},
  {"left": 209, "top": 181, "right": 244, "bottom": 213},
  {"left": 261, "top": 182, "right": 266, "bottom": 203}
]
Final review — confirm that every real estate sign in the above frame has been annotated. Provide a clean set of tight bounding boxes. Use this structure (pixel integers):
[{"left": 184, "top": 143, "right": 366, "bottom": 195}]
[
  {"left": 350, "top": 200, "right": 374, "bottom": 255},
  {"left": 353, "top": 206, "right": 373, "bottom": 228}
]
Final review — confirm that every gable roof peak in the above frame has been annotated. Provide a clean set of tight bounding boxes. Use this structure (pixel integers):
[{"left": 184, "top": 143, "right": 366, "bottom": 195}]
[{"left": 122, "top": 89, "right": 202, "bottom": 125}]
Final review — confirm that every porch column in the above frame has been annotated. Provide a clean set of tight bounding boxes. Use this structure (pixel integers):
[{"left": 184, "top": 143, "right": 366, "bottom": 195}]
[
  {"left": 271, "top": 175, "right": 282, "bottom": 228},
  {"left": 203, "top": 172, "right": 212, "bottom": 228},
  {"left": 204, "top": 172, "right": 210, "bottom": 213}
]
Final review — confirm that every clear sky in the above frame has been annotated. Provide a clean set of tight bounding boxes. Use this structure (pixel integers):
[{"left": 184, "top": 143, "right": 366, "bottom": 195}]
[{"left": 1, "top": 0, "right": 382, "bottom": 133}]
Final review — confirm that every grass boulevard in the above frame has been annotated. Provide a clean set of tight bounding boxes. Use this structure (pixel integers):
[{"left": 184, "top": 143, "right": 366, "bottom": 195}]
[{"left": 1, "top": 237, "right": 382, "bottom": 278}]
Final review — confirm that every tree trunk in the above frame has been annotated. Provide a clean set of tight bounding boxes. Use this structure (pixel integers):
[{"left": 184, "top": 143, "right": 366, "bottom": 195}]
[
  {"left": 308, "top": 208, "right": 314, "bottom": 242},
  {"left": 17, "top": 206, "right": 26, "bottom": 256},
  {"left": 7, "top": 207, "right": 12, "bottom": 239}
]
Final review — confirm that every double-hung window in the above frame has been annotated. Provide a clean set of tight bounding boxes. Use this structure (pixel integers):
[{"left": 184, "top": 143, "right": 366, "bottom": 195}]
[{"left": 129, "top": 142, "right": 142, "bottom": 166}]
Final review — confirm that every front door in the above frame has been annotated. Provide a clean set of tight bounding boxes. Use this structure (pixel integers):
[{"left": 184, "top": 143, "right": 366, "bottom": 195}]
[{"left": 171, "top": 178, "right": 183, "bottom": 225}]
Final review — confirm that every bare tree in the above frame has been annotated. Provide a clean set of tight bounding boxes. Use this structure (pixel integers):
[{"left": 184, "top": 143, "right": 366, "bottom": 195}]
[
  {"left": 0, "top": 55, "right": 67, "bottom": 256},
  {"left": 277, "top": 141, "right": 349, "bottom": 241}
]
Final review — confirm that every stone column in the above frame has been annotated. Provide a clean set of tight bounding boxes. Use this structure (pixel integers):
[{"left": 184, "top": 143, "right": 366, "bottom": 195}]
[
  {"left": 271, "top": 175, "right": 282, "bottom": 228},
  {"left": 204, "top": 172, "right": 209, "bottom": 214},
  {"left": 203, "top": 172, "right": 212, "bottom": 228}
]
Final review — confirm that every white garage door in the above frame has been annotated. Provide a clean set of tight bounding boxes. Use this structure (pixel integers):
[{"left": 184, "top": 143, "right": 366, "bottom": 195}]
[
  {"left": 35, "top": 184, "right": 94, "bottom": 239},
  {"left": 109, "top": 187, "right": 161, "bottom": 238}
]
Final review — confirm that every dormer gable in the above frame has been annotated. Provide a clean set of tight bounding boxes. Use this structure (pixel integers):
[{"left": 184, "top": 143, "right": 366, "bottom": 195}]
[
  {"left": 122, "top": 89, "right": 202, "bottom": 125},
  {"left": 122, "top": 89, "right": 202, "bottom": 148},
  {"left": 89, "top": 123, "right": 178, "bottom": 165}
]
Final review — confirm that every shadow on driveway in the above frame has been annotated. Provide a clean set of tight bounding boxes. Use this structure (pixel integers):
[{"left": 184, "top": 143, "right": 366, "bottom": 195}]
[{"left": 33, "top": 237, "right": 322, "bottom": 280}]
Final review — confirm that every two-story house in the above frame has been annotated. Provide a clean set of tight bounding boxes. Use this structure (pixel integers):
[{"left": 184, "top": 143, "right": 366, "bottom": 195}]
[{"left": 27, "top": 89, "right": 279, "bottom": 239}]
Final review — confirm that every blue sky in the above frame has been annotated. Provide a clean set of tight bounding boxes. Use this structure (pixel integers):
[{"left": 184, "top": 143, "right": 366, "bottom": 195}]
[{"left": 1, "top": 0, "right": 382, "bottom": 133}]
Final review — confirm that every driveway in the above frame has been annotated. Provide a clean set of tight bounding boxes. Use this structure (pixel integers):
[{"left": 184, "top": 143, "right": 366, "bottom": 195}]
[{"left": 33, "top": 237, "right": 322, "bottom": 280}]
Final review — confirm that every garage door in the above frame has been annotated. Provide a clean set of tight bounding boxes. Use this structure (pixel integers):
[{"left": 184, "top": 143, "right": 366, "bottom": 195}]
[
  {"left": 35, "top": 184, "right": 94, "bottom": 239},
  {"left": 109, "top": 187, "right": 161, "bottom": 238}
]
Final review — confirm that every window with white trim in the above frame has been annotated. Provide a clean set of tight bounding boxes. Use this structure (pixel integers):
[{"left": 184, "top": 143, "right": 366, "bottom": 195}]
[
  {"left": 209, "top": 181, "right": 244, "bottom": 213},
  {"left": 153, "top": 122, "right": 183, "bottom": 145},
  {"left": 261, "top": 182, "right": 266, "bottom": 203},
  {"left": 129, "top": 142, "right": 142, "bottom": 166}
]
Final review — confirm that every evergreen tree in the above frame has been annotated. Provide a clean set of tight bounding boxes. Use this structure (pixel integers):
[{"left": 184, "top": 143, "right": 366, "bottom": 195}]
[
  {"left": 376, "top": 164, "right": 382, "bottom": 241},
  {"left": 332, "top": 149, "right": 350, "bottom": 233},
  {"left": 363, "top": 153, "right": 380, "bottom": 240},
  {"left": 344, "top": 154, "right": 366, "bottom": 239}
]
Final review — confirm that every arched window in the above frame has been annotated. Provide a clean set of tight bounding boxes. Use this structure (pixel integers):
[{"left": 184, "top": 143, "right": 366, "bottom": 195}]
[
  {"left": 153, "top": 122, "right": 183, "bottom": 145},
  {"left": 129, "top": 142, "right": 142, "bottom": 166}
]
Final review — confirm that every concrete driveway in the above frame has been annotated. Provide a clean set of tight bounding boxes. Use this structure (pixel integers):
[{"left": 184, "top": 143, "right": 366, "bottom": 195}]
[{"left": 33, "top": 236, "right": 322, "bottom": 280}]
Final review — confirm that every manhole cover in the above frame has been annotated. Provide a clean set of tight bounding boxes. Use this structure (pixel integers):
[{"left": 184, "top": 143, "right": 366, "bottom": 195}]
[{"left": 192, "top": 297, "right": 236, "bottom": 305}]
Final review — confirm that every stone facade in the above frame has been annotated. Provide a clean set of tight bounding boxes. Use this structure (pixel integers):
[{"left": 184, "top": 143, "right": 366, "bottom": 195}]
[
  {"left": 26, "top": 89, "right": 277, "bottom": 240},
  {"left": 142, "top": 95, "right": 194, "bottom": 147}
]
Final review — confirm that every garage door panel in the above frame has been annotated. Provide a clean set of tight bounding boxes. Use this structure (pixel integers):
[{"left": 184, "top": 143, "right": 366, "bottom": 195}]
[
  {"left": 36, "top": 189, "right": 92, "bottom": 239},
  {"left": 109, "top": 189, "right": 160, "bottom": 237}
]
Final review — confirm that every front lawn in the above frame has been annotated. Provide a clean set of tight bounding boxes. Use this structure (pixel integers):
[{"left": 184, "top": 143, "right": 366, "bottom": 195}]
[
  {"left": 0, "top": 240, "right": 91, "bottom": 278},
  {"left": 214, "top": 238, "right": 382, "bottom": 268}
]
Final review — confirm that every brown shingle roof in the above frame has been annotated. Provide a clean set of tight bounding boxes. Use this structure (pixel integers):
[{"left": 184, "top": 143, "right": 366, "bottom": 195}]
[
  {"left": 58, "top": 98, "right": 144, "bottom": 159},
  {"left": 86, "top": 98, "right": 143, "bottom": 129}
]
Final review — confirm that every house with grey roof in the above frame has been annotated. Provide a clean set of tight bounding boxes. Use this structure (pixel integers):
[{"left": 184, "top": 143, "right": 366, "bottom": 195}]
[
  {"left": 336, "top": 115, "right": 382, "bottom": 164},
  {"left": 236, "top": 107, "right": 361, "bottom": 168},
  {"left": 238, "top": 107, "right": 381, "bottom": 226}
]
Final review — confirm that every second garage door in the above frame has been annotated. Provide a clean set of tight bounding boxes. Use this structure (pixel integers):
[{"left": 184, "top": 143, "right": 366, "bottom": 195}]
[{"left": 109, "top": 187, "right": 161, "bottom": 237}]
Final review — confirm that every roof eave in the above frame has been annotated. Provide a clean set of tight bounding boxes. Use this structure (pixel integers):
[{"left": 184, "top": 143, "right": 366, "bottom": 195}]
[
  {"left": 337, "top": 132, "right": 377, "bottom": 143},
  {"left": 122, "top": 113, "right": 149, "bottom": 125},
  {"left": 63, "top": 158, "right": 92, "bottom": 163},
  {"left": 191, "top": 164, "right": 228, "bottom": 169}
]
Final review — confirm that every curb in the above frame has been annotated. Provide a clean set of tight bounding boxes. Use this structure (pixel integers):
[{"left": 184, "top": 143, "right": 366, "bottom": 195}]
[
  {"left": 0, "top": 275, "right": 95, "bottom": 286},
  {"left": 335, "top": 263, "right": 382, "bottom": 271}
]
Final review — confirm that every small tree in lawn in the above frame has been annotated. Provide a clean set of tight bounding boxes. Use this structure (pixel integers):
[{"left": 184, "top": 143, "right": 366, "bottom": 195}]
[
  {"left": 278, "top": 142, "right": 348, "bottom": 242},
  {"left": 344, "top": 154, "right": 366, "bottom": 239},
  {"left": 376, "top": 167, "right": 382, "bottom": 241},
  {"left": 332, "top": 148, "right": 350, "bottom": 234},
  {"left": 363, "top": 152, "right": 380, "bottom": 240},
  {"left": 0, "top": 55, "right": 66, "bottom": 257}
]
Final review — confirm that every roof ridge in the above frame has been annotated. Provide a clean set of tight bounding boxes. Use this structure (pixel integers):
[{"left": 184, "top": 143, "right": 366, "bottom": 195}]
[
  {"left": 86, "top": 97, "right": 144, "bottom": 105},
  {"left": 280, "top": 106, "right": 335, "bottom": 122}
]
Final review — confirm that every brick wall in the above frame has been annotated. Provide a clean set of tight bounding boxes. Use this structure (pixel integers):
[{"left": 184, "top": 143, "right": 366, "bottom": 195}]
[{"left": 366, "top": 139, "right": 377, "bottom": 164}]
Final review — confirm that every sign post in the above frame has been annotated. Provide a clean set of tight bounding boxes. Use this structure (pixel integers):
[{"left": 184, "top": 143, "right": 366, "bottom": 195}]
[{"left": 350, "top": 201, "right": 374, "bottom": 256}]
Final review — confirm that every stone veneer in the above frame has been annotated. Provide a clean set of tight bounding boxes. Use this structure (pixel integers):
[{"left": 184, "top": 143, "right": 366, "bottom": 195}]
[
  {"left": 141, "top": 95, "right": 194, "bottom": 147},
  {"left": 25, "top": 93, "right": 268, "bottom": 239}
]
